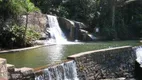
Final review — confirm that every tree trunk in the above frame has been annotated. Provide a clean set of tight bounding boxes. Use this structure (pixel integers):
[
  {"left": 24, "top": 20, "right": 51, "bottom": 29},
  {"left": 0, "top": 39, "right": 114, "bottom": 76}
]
[
  {"left": 112, "top": 0, "right": 118, "bottom": 40},
  {"left": 23, "top": 14, "right": 28, "bottom": 46}
]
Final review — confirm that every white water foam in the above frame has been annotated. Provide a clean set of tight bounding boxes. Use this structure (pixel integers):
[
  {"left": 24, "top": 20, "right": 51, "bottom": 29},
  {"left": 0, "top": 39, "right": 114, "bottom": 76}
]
[
  {"left": 35, "top": 60, "right": 79, "bottom": 80},
  {"left": 47, "top": 15, "right": 68, "bottom": 44},
  {"left": 46, "top": 15, "right": 83, "bottom": 45},
  {"left": 136, "top": 47, "right": 142, "bottom": 67}
]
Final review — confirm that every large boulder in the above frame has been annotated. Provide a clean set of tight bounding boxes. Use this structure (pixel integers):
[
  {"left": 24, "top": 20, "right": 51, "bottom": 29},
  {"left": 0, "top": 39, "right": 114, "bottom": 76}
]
[
  {"left": 58, "top": 17, "right": 75, "bottom": 41},
  {"left": 58, "top": 17, "right": 94, "bottom": 41},
  {"left": 20, "top": 12, "right": 47, "bottom": 33}
]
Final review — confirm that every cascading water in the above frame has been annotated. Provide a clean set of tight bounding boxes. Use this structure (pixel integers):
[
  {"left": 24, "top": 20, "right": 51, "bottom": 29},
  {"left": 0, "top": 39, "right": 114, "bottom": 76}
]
[
  {"left": 135, "top": 47, "right": 142, "bottom": 67},
  {"left": 47, "top": 15, "right": 67, "bottom": 44},
  {"left": 35, "top": 60, "right": 79, "bottom": 80}
]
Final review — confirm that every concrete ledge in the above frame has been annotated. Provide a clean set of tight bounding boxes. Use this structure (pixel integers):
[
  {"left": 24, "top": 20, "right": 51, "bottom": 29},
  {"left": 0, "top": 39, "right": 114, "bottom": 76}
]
[
  {"left": 7, "top": 64, "right": 15, "bottom": 72},
  {"left": 100, "top": 78, "right": 135, "bottom": 80},
  {"left": 0, "top": 46, "right": 41, "bottom": 54},
  {"left": 20, "top": 67, "right": 34, "bottom": 76},
  {"left": 0, "top": 44, "right": 55, "bottom": 54},
  {"left": 7, "top": 64, "right": 15, "bottom": 69},
  {"left": 100, "top": 77, "right": 125, "bottom": 80},
  {"left": 68, "top": 46, "right": 131, "bottom": 59},
  {"left": 0, "top": 58, "right": 6, "bottom": 62}
]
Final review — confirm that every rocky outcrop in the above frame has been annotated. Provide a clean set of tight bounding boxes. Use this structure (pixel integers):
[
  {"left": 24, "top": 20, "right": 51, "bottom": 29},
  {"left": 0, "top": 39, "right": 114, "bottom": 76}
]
[
  {"left": 58, "top": 17, "right": 95, "bottom": 41},
  {"left": 58, "top": 17, "right": 75, "bottom": 41},
  {"left": 20, "top": 13, "right": 95, "bottom": 41},
  {"left": 20, "top": 12, "right": 47, "bottom": 34}
]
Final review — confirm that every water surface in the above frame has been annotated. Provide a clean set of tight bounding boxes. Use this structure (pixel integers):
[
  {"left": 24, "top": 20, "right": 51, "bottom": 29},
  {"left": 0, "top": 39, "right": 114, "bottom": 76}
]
[{"left": 0, "top": 40, "right": 140, "bottom": 68}]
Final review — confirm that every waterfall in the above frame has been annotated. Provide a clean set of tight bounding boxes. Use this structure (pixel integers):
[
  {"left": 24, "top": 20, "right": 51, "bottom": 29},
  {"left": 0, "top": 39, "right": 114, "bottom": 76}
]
[
  {"left": 135, "top": 47, "right": 142, "bottom": 67},
  {"left": 35, "top": 60, "right": 79, "bottom": 80},
  {"left": 47, "top": 15, "right": 67, "bottom": 44}
]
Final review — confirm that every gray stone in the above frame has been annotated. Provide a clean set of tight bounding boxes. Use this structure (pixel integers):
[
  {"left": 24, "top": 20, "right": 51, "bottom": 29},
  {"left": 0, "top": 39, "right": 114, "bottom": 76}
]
[
  {"left": 7, "top": 64, "right": 15, "bottom": 72},
  {"left": 100, "top": 77, "right": 125, "bottom": 80},
  {"left": 68, "top": 46, "right": 135, "bottom": 80},
  {"left": 0, "top": 58, "right": 8, "bottom": 80},
  {"left": 20, "top": 67, "right": 34, "bottom": 76}
]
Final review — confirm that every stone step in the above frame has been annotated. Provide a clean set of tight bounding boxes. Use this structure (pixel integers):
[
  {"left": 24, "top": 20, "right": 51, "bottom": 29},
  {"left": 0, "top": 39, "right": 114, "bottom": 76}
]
[
  {"left": 9, "top": 67, "right": 34, "bottom": 80},
  {"left": 15, "top": 68, "right": 21, "bottom": 72},
  {"left": 20, "top": 67, "right": 34, "bottom": 76},
  {"left": 100, "top": 77, "right": 125, "bottom": 80},
  {"left": 100, "top": 78, "right": 135, "bottom": 80},
  {"left": 6, "top": 64, "right": 15, "bottom": 72}
]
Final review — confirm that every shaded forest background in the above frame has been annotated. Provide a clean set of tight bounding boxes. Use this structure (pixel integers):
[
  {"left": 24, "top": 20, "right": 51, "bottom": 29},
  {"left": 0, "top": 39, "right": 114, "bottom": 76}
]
[{"left": 0, "top": 0, "right": 142, "bottom": 48}]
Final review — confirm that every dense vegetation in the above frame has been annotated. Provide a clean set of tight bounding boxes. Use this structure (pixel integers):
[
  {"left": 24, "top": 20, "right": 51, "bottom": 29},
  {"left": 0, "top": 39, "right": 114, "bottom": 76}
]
[
  {"left": 0, "top": 0, "right": 40, "bottom": 48},
  {"left": 31, "top": 0, "right": 142, "bottom": 40},
  {"left": 0, "top": 0, "right": 142, "bottom": 49}
]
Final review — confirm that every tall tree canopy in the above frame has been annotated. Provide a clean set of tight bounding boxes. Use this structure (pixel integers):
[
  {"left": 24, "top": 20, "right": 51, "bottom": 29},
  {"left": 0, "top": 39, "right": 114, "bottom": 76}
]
[{"left": 31, "top": 0, "right": 142, "bottom": 40}]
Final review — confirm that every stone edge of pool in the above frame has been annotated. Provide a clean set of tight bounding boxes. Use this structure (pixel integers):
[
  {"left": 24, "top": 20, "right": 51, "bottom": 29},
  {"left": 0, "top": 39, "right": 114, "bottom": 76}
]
[
  {"left": 0, "top": 44, "right": 55, "bottom": 54},
  {"left": 67, "top": 46, "right": 131, "bottom": 59}
]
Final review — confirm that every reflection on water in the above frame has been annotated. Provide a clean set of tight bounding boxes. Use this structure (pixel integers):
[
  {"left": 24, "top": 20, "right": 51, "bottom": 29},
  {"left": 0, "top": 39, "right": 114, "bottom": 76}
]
[
  {"left": 0, "top": 45, "right": 66, "bottom": 68},
  {"left": 47, "top": 45, "right": 64, "bottom": 64},
  {"left": 0, "top": 40, "right": 140, "bottom": 68}
]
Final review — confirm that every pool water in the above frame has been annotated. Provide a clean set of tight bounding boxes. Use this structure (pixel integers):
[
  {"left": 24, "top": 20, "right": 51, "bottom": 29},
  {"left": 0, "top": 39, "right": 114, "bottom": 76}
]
[{"left": 0, "top": 40, "right": 140, "bottom": 68}]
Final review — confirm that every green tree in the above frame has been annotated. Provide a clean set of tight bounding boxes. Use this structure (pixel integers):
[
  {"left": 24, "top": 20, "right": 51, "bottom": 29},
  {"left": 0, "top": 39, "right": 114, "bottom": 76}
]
[
  {"left": 31, "top": 0, "right": 62, "bottom": 14},
  {"left": 19, "top": 0, "right": 39, "bottom": 46},
  {"left": 0, "top": 0, "right": 40, "bottom": 48}
]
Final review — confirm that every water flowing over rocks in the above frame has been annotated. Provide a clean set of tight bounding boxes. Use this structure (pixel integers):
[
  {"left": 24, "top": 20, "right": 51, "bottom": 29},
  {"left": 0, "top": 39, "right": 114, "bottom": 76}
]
[
  {"left": 58, "top": 17, "right": 95, "bottom": 41},
  {"left": 133, "top": 46, "right": 142, "bottom": 67},
  {"left": 46, "top": 15, "right": 67, "bottom": 44},
  {"left": 35, "top": 60, "right": 79, "bottom": 80},
  {"left": 20, "top": 13, "right": 95, "bottom": 43}
]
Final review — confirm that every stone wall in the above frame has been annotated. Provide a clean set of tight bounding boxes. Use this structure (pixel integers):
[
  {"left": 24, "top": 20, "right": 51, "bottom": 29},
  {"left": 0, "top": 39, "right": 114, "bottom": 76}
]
[
  {"left": 68, "top": 46, "right": 136, "bottom": 80},
  {"left": 0, "top": 58, "right": 8, "bottom": 80},
  {"left": 7, "top": 64, "right": 34, "bottom": 80}
]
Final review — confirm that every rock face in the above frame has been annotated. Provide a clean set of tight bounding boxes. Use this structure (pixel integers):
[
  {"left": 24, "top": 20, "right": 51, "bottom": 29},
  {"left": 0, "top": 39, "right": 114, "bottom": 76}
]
[
  {"left": 58, "top": 18, "right": 75, "bottom": 41},
  {"left": 68, "top": 46, "right": 136, "bottom": 80},
  {"left": 20, "top": 13, "right": 95, "bottom": 41},
  {"left": 20, "top": 12, "right": 47, "bottom": 35},
  {"left": 58, "top": 17, "right": 94, "bottom": 41}
]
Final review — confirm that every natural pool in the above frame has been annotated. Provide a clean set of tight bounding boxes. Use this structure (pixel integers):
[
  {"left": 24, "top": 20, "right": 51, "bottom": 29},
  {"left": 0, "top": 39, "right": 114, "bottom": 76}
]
[{"left": 0, "top": 40, "right": 140, "bottom": 68}]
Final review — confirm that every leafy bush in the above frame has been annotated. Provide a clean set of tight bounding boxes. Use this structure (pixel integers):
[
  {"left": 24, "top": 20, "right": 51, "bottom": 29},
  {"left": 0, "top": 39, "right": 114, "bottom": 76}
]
[
  {"left": 25, "top": 28, "right": 41, "bottom": 45},
  {"left": 0, "top": 24, "right": 41, "bottom": 48}
]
